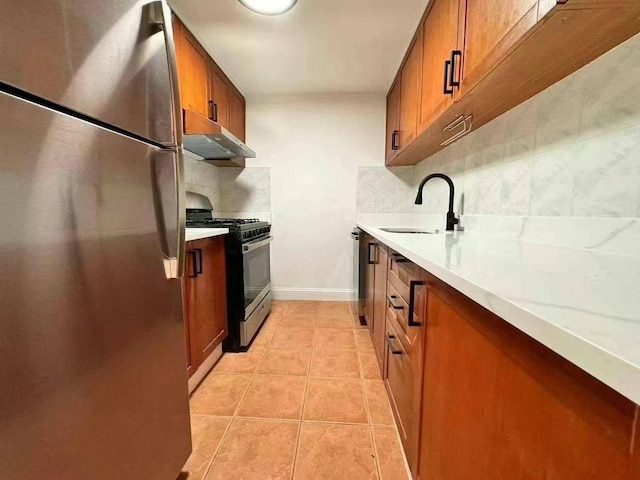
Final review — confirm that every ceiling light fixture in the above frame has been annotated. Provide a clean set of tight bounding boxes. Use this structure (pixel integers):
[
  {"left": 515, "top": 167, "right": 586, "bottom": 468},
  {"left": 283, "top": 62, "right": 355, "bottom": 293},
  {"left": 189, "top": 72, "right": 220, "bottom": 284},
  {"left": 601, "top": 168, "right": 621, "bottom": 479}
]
[{"left": 238, "top": 0, "right": 298, "bottom": 16}]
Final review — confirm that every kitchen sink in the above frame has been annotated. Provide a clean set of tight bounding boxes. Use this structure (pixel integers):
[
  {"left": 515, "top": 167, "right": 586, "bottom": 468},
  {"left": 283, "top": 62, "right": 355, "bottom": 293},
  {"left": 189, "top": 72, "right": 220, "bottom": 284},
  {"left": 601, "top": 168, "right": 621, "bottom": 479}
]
[{"left": 380, "top": 227, "right": 439, "bottom": 234}]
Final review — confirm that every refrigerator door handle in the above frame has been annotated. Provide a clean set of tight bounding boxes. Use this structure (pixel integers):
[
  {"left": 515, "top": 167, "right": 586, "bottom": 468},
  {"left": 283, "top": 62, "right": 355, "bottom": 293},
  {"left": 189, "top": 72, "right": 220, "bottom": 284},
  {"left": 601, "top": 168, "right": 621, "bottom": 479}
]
[
  {"left": 152, "top": 149, "right": 186, "bottom": 279},
  {"left": 149, "top": 0, "right": 183, "bottom": 147}
]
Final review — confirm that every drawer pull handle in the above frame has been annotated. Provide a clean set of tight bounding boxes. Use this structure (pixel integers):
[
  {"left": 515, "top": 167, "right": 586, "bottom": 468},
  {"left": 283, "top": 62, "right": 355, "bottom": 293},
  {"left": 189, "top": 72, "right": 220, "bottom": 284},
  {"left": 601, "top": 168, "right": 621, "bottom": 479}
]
[
  {"left": 408, "top": 280, "right": 425, "bottom": 327},
  {"left": 388, "top": 295, "right": 403, "bottom": 310},
  {"left": 387, "top": 335, "right": 402, "bottom": 355},
  {"left": 391, "top": 253, "right": 409, "bottom": 263}
]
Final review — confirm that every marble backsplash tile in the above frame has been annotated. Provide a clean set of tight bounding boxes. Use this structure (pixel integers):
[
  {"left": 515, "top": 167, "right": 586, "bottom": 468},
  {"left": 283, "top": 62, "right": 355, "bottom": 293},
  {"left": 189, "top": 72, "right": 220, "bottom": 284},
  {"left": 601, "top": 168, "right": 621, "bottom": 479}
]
[
  {"left": 356, "top": 167, "right": 413, "bottom": 214},
  {"left": 184, "top": 157, "right": 272, "bottom": 219}
]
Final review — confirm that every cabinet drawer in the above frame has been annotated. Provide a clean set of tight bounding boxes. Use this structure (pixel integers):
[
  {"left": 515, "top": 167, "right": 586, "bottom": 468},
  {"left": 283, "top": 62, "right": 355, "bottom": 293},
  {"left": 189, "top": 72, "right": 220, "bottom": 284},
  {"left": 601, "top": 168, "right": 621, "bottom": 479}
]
[
  {"left": 385, "top": 318, "right": 415, "bottom": 443},
  {"left": 389, "top": 251, "right": 416, "bottom": 287},
  {"left": 387, "top": 282, "right": 409, "bottom": 337}
]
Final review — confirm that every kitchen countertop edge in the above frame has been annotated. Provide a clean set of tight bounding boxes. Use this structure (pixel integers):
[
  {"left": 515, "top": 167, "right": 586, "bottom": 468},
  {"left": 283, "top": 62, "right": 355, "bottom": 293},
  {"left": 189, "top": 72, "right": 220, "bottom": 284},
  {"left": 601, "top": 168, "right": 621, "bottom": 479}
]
[{"left": 185, "top": 228, "right": 229, "bottom": 242}]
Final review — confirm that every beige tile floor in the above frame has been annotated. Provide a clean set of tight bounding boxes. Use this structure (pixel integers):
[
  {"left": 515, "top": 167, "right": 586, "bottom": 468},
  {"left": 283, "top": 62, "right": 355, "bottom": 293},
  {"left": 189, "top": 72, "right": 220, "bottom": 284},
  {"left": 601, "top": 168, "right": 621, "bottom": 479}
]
[{"left": 180, "top": 300, "right": 411, "bottom": 480}]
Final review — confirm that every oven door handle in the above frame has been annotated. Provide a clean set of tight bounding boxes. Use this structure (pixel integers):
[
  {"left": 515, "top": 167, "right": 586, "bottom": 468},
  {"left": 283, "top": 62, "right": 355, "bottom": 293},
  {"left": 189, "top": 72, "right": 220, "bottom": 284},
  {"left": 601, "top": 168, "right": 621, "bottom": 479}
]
[{"left": 243, "top": 236, "right": 273, "bottom": 254}]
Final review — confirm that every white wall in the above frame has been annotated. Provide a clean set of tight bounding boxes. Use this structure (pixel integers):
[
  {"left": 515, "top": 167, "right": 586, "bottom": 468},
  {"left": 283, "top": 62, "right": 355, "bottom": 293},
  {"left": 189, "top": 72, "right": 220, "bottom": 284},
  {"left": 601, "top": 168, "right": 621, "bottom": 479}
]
[{"left": 247, "top": 94, "right": 385, "bottom": 300}]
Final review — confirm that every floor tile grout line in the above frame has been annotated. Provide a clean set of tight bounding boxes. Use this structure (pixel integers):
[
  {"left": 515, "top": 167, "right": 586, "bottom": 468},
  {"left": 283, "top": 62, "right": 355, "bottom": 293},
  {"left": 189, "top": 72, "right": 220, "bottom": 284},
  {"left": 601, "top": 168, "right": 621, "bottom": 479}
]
[
  {"left": 356, "top": 326, "right": 386, "bottom": 479},
  {"left": 189, "top": 414, "right": 394, "bottom": 427},
  {"left": 200, "top": 414, "right": 235, "bottom": 479},
  {"left": 231, "top": 344, "right": 271, "bottom": 417},
  {"left": 290, "top": 354, "right": 311, "bottom": 480}
]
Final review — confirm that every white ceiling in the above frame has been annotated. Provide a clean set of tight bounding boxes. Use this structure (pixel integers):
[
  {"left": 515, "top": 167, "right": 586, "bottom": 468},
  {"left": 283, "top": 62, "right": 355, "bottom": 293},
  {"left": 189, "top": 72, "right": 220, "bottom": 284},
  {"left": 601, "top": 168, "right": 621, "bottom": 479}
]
[{"left": 169, "top": 0, "right": 428, "bottom": 97}]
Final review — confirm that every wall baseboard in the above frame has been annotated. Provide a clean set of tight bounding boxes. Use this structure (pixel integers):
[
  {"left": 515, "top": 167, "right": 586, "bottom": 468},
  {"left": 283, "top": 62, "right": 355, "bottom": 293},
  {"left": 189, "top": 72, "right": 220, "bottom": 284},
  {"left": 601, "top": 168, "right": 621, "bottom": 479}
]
[{"left": 272, "top": 288, "right": 357, "bottom": 302}]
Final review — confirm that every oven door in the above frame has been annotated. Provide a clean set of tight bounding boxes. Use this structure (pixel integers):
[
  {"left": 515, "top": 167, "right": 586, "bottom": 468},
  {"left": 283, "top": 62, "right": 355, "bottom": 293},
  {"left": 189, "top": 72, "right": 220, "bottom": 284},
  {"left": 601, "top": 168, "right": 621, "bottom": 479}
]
[{"left": 242, "top": 236, "right": 272, "bottom": 318}]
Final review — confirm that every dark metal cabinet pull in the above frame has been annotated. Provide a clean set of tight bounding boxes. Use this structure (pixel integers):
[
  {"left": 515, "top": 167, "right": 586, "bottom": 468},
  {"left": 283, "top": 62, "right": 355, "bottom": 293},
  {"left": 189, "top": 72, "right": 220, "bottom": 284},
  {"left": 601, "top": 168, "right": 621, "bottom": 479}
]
[
  {"left": 194, "top": 248, "right": 203, "bottom": 275},
  {"left": 391, "top": 130, "right": 400, "bottom": 150},
  {"left": 388, "top": 295, "right": 404, "bottom": 310},
  {"left": 408, "top": 280, "right": 425, "bottom": 327},
  {"left": 208, "top": 101, "right": 219, "bottom": 122},
  {"left": 450, "top": 50, "right": 462, "bottom": 89},
  {"left": 443, "top": 60, "right": 453, "bottom": 95},
  {"left": 367, "top": 243, "right": 377, "bottom": 265},
  {"left": 186, "top": 251, "right": 198, "bottom": 278},
  {"left": 387, "top": 335, "right": 402, "bottom": 355},
  {"left": 391, "top": 253, "right": 409, "bottom": 263}
]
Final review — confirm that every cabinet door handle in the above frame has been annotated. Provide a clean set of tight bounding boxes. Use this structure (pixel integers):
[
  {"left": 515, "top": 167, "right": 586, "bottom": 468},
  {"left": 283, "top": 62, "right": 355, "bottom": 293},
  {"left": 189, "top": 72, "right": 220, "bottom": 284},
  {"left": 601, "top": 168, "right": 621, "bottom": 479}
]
[
  {"left": 408, "top": 280, "right": 425, "bottom": 327},
  {"left": 391, "top": 130, "right": 400, "bottom": 150},
  {"left": 208, "top": 102, "right": 219, "bottom": 122},
  {"left": 388, "top": 295, "right": 404, "bottom": 311},
  {"left": 387, "top": 335, "right": 403, "bottom": 355},
  {"left": 450, "top": 50, "right": 462, "bottom": 89},
  {"left": 367, "top": 243, "right": 377, "bottom": 265},
  {"left": 187, "top": 251, "right": 198, "bottom": 278},
  {"left": 443, "top": 59, "right": 453, "bottom": 95},
  {"left": 194, "top": 248, "right": 203, "bottom": 275}
]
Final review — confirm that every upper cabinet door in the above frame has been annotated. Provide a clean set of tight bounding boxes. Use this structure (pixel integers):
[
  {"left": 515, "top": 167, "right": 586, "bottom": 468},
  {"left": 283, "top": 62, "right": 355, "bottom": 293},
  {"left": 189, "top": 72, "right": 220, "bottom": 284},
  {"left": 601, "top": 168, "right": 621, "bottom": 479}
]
[
  {"left": 385, "top": 79, "right": 402, "bottom": 162},
  {"left": 210, "top": 67, "right": 230, "bottom": 129},
  {"left": 399, "top": 30, "right": 423, "bottom": 149},
  {"left": 176, "top": 28, "right": 210, "bottom": 118},
  {"left": 419, "top": 0, "right": 462, "bottom": 132},
  {"left": 458, "top": 0, "right": 539, "bottom": 97},
  {"left": 229, "top": 90, "right": 246, "bottom": 142}
]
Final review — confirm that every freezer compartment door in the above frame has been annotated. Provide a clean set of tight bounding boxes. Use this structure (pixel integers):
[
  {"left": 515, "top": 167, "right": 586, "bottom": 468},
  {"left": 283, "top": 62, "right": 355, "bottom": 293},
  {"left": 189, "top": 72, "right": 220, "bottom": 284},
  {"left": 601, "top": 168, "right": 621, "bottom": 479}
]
[
  {"left": 0, "top": 0, "right": 179, "bottom": 146},
  {"left": 0, "top": 91, "right": 191, "bottom": 479}
]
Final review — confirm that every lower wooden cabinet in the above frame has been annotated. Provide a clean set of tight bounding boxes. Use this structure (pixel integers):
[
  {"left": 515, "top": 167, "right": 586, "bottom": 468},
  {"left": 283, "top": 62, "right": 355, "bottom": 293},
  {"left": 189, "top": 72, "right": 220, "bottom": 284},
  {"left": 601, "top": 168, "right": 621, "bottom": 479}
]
[
  {"left": 418, "top": 271, "right": 638, "bottom": 480},
  {"left": 384, "top": 250, "right": 427, "bottom": 476},
  {"left": 362, "top": 234, "right": 389, "bottom": 368},
  {"left": 182, "top": 236, "right": 228, "bottom": 377},
  {"left": 367, "top": 241, "right": 640, "bottom": 480}
]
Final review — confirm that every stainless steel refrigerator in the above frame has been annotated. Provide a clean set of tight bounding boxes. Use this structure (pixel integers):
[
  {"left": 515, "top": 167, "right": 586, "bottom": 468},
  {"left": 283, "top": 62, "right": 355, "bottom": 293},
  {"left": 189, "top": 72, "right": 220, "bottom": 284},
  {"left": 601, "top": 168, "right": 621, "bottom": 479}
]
[{"left": 0, "top": 1, "right": 191, "bottom": 478}]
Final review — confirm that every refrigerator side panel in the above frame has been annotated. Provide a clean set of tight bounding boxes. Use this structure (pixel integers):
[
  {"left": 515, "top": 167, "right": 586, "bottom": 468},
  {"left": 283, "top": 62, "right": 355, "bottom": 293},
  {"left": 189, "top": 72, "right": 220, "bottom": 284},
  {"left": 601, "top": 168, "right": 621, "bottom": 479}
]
[
  {"left": 0, "top": 92, "right": 191, "bottom": 480},
  {"left": 0, "top": 0, "right": 177, "bottom": 146}
]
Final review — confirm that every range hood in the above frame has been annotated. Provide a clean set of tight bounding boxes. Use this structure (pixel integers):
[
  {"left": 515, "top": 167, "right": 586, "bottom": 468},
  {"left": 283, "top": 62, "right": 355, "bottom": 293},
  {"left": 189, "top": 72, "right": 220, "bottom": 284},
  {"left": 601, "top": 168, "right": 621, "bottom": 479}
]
[{"left": 182, "top": 109, "right": 256, "bottom": 167}]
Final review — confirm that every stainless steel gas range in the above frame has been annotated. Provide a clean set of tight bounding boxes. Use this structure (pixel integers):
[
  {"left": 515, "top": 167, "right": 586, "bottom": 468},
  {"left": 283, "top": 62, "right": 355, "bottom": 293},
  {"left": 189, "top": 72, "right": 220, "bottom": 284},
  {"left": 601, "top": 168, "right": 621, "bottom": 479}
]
[{"left": 186, "top": 192, "right": 272, "bottom": 351}]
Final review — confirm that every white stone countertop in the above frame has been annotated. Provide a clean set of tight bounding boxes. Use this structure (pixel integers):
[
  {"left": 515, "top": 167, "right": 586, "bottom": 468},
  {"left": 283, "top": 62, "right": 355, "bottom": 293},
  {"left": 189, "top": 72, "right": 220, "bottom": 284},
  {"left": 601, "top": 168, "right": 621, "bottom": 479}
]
[
  {"left": 358, "top": 222, "right": 640, "bottom": 405},
  {"left": 185, "top": 228, "right": 229, "bottom": 242}
]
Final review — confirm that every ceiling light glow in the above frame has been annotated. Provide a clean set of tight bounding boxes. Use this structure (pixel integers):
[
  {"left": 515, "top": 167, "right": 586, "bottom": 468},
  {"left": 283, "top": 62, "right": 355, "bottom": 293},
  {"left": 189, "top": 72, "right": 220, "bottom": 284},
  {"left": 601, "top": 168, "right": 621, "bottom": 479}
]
[{"left": 238, "top": 0, "right": 298, "bottom": 15}]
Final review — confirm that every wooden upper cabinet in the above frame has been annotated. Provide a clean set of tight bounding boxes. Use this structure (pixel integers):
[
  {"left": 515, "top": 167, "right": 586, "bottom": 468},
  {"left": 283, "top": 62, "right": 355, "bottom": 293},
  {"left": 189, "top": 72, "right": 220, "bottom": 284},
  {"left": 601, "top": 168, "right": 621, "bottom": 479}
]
[
  {"left": 457, "top": 0, "right": 538, "bottom": 98},
  {"left": 399, "top": 30, "right": 423, "bottom": 148},
  {"left": 172, "top": 14, "right": 248, "bottom": 150},
  {"left": 229, "top": 89, "right": 246, "bottom": 142},
  {"left": 385, "top": 79, "right": 401, "bottom": 162},
  {"left": 419, "top": 0, "right": 462, "bottom": 132},
  {"left": 210, "top": 65, "right": 230, "bottom": 128},
  {"left": 174, "top": 21, "right": 210, "bottom": 118}
]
